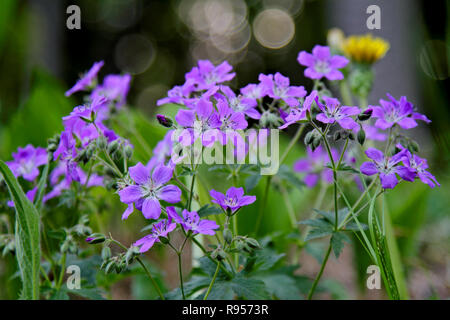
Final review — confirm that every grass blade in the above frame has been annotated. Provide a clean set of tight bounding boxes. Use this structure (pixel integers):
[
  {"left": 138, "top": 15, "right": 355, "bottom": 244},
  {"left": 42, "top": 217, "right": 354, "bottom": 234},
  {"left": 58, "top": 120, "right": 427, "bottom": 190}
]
[{"left": 0, "top": 161, "right": 41, "bottom": 300}]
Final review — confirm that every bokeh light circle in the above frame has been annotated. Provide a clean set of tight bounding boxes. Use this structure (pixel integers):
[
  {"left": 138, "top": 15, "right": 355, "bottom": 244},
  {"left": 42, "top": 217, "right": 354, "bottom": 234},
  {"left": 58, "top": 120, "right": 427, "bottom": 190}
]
[
  {"left": 114, "top": 34, "right": 155, "bottom": 75},
  {"left": 253, "top": 9, "right": 295, "bottom": 49}
]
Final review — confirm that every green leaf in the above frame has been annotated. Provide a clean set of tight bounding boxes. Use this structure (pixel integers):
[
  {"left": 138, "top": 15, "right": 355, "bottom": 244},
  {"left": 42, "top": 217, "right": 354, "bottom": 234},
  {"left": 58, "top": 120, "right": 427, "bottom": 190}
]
[
  {"left": 230, "top": 276, "right": 270, "bottom": 300},
  {"left": 259, "top": 274, "right": 302, "bottom": 300},
  {"left": 330, "top": 232, "right": 350, "bottom": 258},
  {"left": 0, "top": 161, "right": 40, "bottom": 300},
  {"left": 276, "top": 165, "right": 304, "bottom": 190},
  {"left": 197, "top": 204, "right": 223, "bottom": 218},
  {"left": 245, "top": 174, "right": 261, "bottom": 192},
  {"left": 34, "top": 161, "right": 49, "bottom": 211}
]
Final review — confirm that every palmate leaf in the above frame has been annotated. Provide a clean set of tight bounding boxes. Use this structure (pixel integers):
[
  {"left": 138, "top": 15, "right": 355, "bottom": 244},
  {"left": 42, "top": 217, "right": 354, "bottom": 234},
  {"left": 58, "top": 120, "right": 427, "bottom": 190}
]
[{"left": 0, "top": 161, "right": 41, "bottom": 300}]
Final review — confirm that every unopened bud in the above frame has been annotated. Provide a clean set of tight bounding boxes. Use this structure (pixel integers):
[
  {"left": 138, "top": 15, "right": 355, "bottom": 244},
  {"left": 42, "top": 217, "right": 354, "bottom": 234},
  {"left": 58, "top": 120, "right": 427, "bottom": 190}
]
[
  {"left": 304, "top": 131, "right": 314, "bottom": 145},
  {"left": 223, "top": 229, "right": 233, "bottom": 245},
  {"left": 245, "top": 237, "right": 260, "bottom": 249},
  {"left": 102, "top": 246, "right": 112, "bottom": 260},
  {"left": 107, "top": 140, "right": 120, "bottom": 154},
  {"left": 358, "top": 108, "right": 373, "bottom": 121},
  {"left": 85, "top": 233, "right": 106, "bottom": 244},
  {"left": 357, "top": 129, "right": 366, "bottom": 145},
  {"left": 156, "top": 114, "right": 174, "bottom": 128}
]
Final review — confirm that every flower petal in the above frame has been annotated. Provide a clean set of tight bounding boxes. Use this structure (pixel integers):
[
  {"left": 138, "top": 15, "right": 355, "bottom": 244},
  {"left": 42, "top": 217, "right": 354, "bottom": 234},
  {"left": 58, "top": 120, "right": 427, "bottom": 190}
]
[
  {"left": 118, "top": 185, "right": 142, "bottom": 203},
  {"left": 142, "top": 198, "right": 161, "bottom": 219},
  {"left": 360, "top": 162, "right": 378, "bottom": 176},
  {"left": 129, "top": 162, "right": 150, "bottom": 185},
  {"left": 152, "top": 164, "right": 173, "bottom": 186},
  {"left": 158, "top": 185, "right": 181, "bottom": 203}
]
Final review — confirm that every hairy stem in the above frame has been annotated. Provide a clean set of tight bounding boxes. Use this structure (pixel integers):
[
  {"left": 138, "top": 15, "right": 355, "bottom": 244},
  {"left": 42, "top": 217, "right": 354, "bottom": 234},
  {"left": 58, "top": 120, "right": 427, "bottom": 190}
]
[
  {"left": 307, "top": 243, "right": 332, "bottom": 300},
  {"left": 203, "top": 262, "right": 221, "bottom": 300}
]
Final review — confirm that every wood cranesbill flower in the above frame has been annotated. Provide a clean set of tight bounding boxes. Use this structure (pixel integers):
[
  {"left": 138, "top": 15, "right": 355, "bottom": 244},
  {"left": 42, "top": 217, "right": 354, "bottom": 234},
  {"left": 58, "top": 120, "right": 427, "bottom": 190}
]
[
  {"left": 6, "top": 144, "right": 48, "bottom": 181},
  {"left": 118, "top": 163, "right": 181, "bottom": 220},
  {"left": 371, "top": 94, "right": 431, "bottom": 130},
  {"left": 297, "top": 45, "right": 349, "bottom": 80},
  {"left": 279, "top": 90, "right": 318, "bottom": 129},
  {"left": 166, "top": 207, "right": 219, "bottom": 236},
  {"left": 397, "top": 145, "right": 440, "bottom": 188},
  {"left": 293, "top": 145, "right": 338, "bottom": 188},
  {"left": 258, "top": 73, "right": 306, "bottom": 107},
  {"left": 133, "top": 218, "right": 177, "bottom": 253},
  {"left": 65, "top": 61, "right": 104, "bottom": 96},
  {"left": 360, "top": 148, "right": 415, "bottom": 189},
  {"left": 209, "top": 187, "right": 256, "bottom": 215},
  {"left": 315, "top": 96, "right": 360, "bottom": 130},
  {"left": 91, "top": 74, "right": 131, "bottom": 109},
  {"left": 185, "top": 60, "right": 235, "bottom": 91},
  {"left": 218, "top": 85, "right": 260, "bottom": 120}
]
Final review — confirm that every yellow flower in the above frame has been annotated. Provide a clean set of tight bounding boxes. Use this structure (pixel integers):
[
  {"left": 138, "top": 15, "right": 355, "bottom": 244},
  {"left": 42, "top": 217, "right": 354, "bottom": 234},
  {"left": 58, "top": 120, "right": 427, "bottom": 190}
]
[{"left": 343, "top": 34, "right": 389, "bottom": 64}]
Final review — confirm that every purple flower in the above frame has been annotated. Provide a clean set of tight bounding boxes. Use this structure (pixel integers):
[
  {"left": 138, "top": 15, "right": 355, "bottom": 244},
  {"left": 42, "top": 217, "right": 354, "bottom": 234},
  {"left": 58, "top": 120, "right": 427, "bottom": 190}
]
[
  {"left": 91, "top": 74, "right": 131, "bottom": 109},
  {"left": 118, "top": 163, "right": 181, "bottom": 220},
  {"left": 397, "top": 145, "right": 440, "bottom": 188},
  {"left": 297, "top": 45, "right": 349, "bottom": 80},
  {"left": 218, "top": 85, "right": 260, "bottom": 120},
  {"left": 167, "top": 206, "right": 219, "bottom": 235},
  {"left": 43, "top": 162, "right": 103, "bottom": 202},
  {"left": 371, "top": 94, "right": 431, "bottom": 130},
  {"left": 7, "top": 187, "right": 37, "bottom": 208},
  {"left": 209, "top": 187, "right": 256, "bottom": 214},
  {"left": 156, "top": 80, "right": 197, "bottom": 107},
  {"left": 293, "top": 145, "right": 338, "bottom": 188},
  {"left": 279, "top": 90, "right": 318, "bottom": 129},
  {"left": 185, "top": 60, "right": 235, "bottom": 91},
  {"left": 360, "top": 148, "right": 415, "bottom": 189},
  {"left": 6, "top": 145, "right": 48, "bottom": 181},
  {"left": 133, "top": 218, "right": 177, "bottom": 253},
  {"left": 174, "top": 98, "right": 221, "bottom": 147},
  {"left": 315, "top": 96, "right": 360, "bottom": 130},
  {"left": 65, "top": 61, "right": 104, "bottom": 96},
  {"left": 146, "top": 131, "right": 174, "bottom": 170},
  {"left": 240, "top": 83, "right": 266, "bottom": 100},
  {"left": 259, "top": 73, "right": 306, "bottom": 107}
]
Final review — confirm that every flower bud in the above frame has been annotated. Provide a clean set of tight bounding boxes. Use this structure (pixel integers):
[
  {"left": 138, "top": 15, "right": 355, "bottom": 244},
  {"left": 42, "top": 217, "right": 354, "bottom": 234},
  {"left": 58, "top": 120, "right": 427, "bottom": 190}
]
[
  {"left": 125, "top": 145, "right": 133, "bottom": 159},
  {"left": 333, "top": 131, "right": 342, "bottom": 142},
  {"left": 101, "top": 246, "right": 112, "bottom": 261},
  {"left": 85, "top": 233, "right": 106, "bottom": 244},
  {"left": 223, "top": 229, "right": 233, "bottom": 245},
  {"left": 311, "top": 136, "right": 321, "bottom": 151},
  {"left": 408, "top": 140, "right": 419, "bottom": 153},
  {"left": 348, "top": 132, "right": 356, "bottom": 141},
  {"left": 97, "top": 136, "right": 108, "bottom": 149},
  {"left": 211, "top": 247, "right": 227, "bottom": 261},
  {"left": 358, "top": 108, "right": 373, "bottom": 121},
  {"left": 304, "top": 131, "right": 314, "bottom": 146},
  {"left": 107, "top": 140, "right": 120, "bottom": 154},
  {"left": 357, "top": 128, "right": 366, "bottom": 145},
  {"left": 245, "top": 237, "right": 260, "bottom": 249},
  {"left": 159, "top": 236, "right": 170, "bottom": 245},
  {"left": 156, "top": 114, "right": 174, "bottom": 128}
]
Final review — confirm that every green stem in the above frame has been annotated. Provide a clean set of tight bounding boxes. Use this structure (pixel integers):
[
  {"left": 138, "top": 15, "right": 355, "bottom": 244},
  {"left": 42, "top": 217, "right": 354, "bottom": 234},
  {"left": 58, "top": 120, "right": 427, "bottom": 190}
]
[
  {"left": 203, "top": 262, "right": 221, "bottom": 300},
  {"left": 177, "top": 253, "right": 186, "bottom": 300},
  {"left": 280, "top": 124, "right": 305, "bottom": 165},
  {"left": 191, "top": 237, "right": 233, "bottom": 278},
  {"left": 254, "top": 175, "right": 272, "bottom": 235},
  {"left": 110, "top": 239, "right": 165, "bottom": 300},
  {"left": 339, "top": 80, "right": 353, "bottom": 106},
  {"left": 136, "top": 257, "right": 166, "bottom": 300},
  {"left": 56, "top": 252, "right": 67, "bottom": 290},
  {"left": 187, "top": 173, "right": 196, "bottom": 211},
  {"left": 307, "top": 243, "right": 332, "bottom": 300}
]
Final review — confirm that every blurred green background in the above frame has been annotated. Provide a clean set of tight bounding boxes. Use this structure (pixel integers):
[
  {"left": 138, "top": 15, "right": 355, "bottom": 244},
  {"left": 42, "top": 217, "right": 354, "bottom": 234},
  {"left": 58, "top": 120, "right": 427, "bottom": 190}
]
[{"left": 0, "top": 0, "right": 449, "bottom": 299}]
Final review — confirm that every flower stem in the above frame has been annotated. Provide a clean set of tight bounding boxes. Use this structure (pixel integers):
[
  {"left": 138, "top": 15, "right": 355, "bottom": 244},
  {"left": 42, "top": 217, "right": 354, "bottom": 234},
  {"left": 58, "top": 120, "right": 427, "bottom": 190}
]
[
  {"left": 254, "top": 175, "right": 272, "bottom": 235},
  {"left": 203, "top": 262, "right": 221, "bottom": 300},
  {"left": 177, "top": 252, "right": 186, "bottom": 300},
  {"left": 136, "top": 257, "right": 165, "bottom": 300},
  {"left": 187, "top": 173, "right": 196, "bottom": 211},
  {"left": 110, "top": 238, "right": 165, "bottom": 300},
  {"left": 307, "top": 243, "right": 332, "bottom": 300},
  {"left": 280, "top": 124, "right": 305, "bottom": 165}
]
